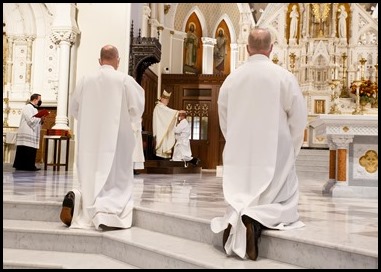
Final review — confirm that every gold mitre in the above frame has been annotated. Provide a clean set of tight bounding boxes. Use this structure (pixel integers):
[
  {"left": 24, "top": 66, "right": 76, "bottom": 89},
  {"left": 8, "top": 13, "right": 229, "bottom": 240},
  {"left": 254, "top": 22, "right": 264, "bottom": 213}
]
[{"left": 161, "top": 90, "right": 172, "bottom": 99}]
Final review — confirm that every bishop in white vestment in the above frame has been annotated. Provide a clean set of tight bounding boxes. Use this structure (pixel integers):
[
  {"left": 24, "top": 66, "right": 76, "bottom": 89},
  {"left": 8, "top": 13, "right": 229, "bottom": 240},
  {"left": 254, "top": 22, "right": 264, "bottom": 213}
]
[{"left": 152, "top": 90, "right": 179, "bottom": 159}]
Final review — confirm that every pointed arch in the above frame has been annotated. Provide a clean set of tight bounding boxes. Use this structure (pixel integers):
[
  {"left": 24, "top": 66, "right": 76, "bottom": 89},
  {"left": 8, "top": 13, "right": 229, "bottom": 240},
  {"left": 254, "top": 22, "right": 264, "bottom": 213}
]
[
  {"left": 212, "top": 14, "right": 236, "bottom": 42},
  {"left": 181, "top": 6, "right": 207, "bottom": 35}
]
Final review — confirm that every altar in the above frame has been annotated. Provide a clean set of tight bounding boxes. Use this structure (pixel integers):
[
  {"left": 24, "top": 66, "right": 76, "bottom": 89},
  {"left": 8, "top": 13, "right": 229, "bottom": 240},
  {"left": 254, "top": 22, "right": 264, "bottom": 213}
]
[{"left": 310, "top": 115, "right": 378, "bottom": 198}]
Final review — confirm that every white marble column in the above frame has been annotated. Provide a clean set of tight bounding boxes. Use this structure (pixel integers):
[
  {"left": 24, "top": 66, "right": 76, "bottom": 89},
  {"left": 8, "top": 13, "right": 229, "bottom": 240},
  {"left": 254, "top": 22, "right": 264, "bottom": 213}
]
[
  {"left": 6, "top": 36, "right": 14, "bottom": 86},
  {"left": 230, "top": 43, "right": 238, "bottom": 72},
  {"left": 201, "top": 37, "right": 216, "bottom": 75},
  {"left": 51, "top": 30, "right": 77, "bottom": 130},
  {"left": 168, "top": 30, "right": 174, "bottom": 72},
  {"left": 50, "top": 4, "right": 79, "bottom": 130},
  {"left": 157, "top": 3, "right": 164, "bottom": 25},
  {"left": 25, "top": 36, "right": 34, "bottom": 86},
  {"left": 331, "top": 4, "right": 338, "bottom": 38}
]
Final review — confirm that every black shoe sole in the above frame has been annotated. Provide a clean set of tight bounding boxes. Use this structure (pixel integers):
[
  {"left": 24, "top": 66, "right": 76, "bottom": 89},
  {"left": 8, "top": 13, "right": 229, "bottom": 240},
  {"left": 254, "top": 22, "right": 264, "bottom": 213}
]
[
  {"left": 242, "top": 215, "right": 260, "bottom": 261},
  {"left": 60, "top": 191, "right": 75, "bottom": 227}
]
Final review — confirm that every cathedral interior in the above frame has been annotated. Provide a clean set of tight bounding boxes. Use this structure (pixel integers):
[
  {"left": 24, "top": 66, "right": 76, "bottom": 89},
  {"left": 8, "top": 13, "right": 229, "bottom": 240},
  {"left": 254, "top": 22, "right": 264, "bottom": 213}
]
[{"left": 2, "top": 3, "right": 378, "bottom": 269}]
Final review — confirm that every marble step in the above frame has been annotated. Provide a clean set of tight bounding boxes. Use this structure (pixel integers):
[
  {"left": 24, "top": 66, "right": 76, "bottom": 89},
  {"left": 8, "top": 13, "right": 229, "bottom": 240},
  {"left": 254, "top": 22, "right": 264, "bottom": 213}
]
[
  {"left": 3, "top": 248, "right": 137, "bottom": 269},
  {"left": 299, "top": 148, "right": 329, "bottom": 155},
  {"left": 295, "top": 165, "right": 328, "bottom": 173},
  {"left": 3, "top": 200, "right": 377, "bottom": 269},
  {"left": 144, "top": 160, "right": 202, "bottom": 174},
  {"left": 296, "top": 159, "right": 328, "bottom": 167},
  {"left": 3, "top": 219, "right": 302, "bottom": 269}
]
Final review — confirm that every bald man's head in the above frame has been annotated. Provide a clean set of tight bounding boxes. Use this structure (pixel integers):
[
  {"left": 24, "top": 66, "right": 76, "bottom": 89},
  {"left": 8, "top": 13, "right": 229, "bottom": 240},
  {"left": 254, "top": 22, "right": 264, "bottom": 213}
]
[
  {"left": 247, "top": 28, "right": 273, "bottom": 57},
  {"left": 99, "top": 45, "right": 120, "bottom": 69}
]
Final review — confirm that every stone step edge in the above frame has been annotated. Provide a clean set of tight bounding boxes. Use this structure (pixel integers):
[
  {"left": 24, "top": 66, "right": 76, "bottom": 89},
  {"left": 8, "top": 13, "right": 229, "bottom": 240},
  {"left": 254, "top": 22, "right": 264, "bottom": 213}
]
[
  {"left": 3, "top": 248, "right": 138, "bottom": 269},
  {"left": 3, "top": 202, "right": 374, "bottom": 259},
  {"left": 3, "top": 219, "right": 303, "bottom": 269}
]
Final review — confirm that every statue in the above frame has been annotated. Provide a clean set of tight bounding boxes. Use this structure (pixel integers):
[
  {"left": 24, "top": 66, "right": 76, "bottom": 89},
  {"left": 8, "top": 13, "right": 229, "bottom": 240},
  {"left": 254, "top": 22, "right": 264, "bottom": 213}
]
[
  {"left": 184, "top": 23, "right": 199, "bottom": 67},
  {"left": 289, "top": 5, "right": 299, "bottom": 39},
  {"left": 338, "top": 5, "right": 347, "bottom": 39},
  {"left": 214, "top": 28, "right": 227, "bottom": 74}
]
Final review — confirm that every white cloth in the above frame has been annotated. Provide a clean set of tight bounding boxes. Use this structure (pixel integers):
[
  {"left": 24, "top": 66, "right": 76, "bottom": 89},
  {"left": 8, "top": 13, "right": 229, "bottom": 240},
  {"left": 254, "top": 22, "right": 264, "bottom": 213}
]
[
  {"left": 211, "top": 54, "right": 307, "bottom": 259},
  {"left": 69, "top": 65, "right": 145, "bottom": 230},
  {"left": 152, "top": 101, "right": 178, "bottom": 158},
  {"left": 172, "top": 118, "right": 193, "bottom": 161},
  {"left": 15, "top": 103, "right": 41, "bottom": 149},
  {"left": 132, "top": 120, "right": 145, "bottom": 170}
]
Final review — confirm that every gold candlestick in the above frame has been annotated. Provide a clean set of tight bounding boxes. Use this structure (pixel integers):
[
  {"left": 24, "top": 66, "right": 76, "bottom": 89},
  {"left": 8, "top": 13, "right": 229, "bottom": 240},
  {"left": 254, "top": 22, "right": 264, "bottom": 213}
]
[
  {"left": 373, "top": 64, "right": 378, "bottom": 108},
  {"left": 359, "top": 57, "right": 367, "bottom": 80},
  {"left": 339, "top": 53, "right": 350, "bottom": 98},
  {"left": 352, "top": 80, "right": 363, "bottom": 115},
  {"left": 289, "top": 52, "right": 296, "bottom": 73}
]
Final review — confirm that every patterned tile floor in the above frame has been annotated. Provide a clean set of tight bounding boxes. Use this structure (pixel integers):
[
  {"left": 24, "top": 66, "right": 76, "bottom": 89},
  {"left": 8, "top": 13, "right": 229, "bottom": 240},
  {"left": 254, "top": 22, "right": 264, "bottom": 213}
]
[{"left": 3, "top": 163, "right": 378, "bottom": 260}]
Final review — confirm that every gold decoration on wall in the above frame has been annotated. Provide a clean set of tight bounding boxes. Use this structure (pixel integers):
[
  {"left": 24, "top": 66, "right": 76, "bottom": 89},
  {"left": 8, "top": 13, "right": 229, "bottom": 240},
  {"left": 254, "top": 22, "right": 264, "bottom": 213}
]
[
  {"left": 289, "top": 52, "right": 296, "bottom": 73},
  {"left": 311, "top": 3, "right": 331, "bottom": 37},
  {"left": 272, "top": 55, "right": 279, "bottom": 64},
  {"left": 314, "top": 99, "right": 325, "bottom": 114},
  {"left": 342, "top": 126, "right": 349, "bottom": 132},
  {"left": 359, "top": 150, "right": 378, "bottom": 173}
]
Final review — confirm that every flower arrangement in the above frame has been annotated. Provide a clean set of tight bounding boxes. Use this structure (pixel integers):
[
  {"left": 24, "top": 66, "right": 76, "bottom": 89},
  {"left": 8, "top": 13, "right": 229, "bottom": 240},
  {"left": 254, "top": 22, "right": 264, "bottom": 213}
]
[{"left": 350, "top": 79, "right": 377, "bottom": 104}]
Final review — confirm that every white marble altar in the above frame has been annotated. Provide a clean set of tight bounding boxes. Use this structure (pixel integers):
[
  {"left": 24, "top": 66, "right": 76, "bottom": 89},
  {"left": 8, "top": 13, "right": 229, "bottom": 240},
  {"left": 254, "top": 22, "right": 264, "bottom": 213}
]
[{"left": 310, "top": 114, "right": 378, "bottom": 198}]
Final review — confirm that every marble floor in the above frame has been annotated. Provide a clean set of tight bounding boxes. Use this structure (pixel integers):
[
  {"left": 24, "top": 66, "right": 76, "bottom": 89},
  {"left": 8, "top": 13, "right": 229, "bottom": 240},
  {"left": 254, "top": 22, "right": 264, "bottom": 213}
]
[{"left": 3, "top": 163, "right": 378, "bottom": 268}]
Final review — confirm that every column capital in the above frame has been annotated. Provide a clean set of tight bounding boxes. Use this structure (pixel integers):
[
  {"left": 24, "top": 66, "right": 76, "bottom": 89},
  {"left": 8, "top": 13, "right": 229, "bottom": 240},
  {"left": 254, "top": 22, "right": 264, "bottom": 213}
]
[
  {"left": 50, "top": 29, "right": 77, "bottom": 46},
  {"left": 331, "top": 135, "right": 354, "bottom": 149},
  {"left": 201, "top": 37, "right": 216, "bottom": 46},
  {"left": 230, "top": 43, "right": 238, "bottom": 51}
]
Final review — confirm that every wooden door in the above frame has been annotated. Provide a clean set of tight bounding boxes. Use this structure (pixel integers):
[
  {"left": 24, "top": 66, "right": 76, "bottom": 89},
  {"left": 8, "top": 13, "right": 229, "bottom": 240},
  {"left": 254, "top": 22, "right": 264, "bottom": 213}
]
[
  {"left": 177, "top": 86, "right": 220, "bottom": 169},
  {"left": 161, "top": 74, "right": 226, "bottom": 169}
]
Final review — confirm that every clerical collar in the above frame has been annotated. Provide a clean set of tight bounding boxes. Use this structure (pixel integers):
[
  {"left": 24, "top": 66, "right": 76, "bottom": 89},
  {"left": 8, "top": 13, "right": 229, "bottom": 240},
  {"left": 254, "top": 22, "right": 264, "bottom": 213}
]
[{"left": 29, "top": 102, "right": 38, "bottom": 109}]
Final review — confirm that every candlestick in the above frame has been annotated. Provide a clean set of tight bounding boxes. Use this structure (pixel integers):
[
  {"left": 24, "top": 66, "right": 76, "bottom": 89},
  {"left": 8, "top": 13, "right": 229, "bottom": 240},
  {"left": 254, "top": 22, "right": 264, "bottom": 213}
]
[{"left": 352, "top": 80, "right": 363, "bottom": 115}]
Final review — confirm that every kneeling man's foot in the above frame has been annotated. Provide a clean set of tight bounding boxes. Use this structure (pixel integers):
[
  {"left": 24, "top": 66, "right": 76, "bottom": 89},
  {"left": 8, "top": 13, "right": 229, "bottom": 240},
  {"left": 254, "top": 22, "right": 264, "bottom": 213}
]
[
  {"left": 60, "top": 191, "right": 75, "bottom": 227},
  {"left": 99, "top": 224, "right": 122, "bottom": 231},
  {"left": 242, "top": 215, "right": 262, "bottom": 261}
]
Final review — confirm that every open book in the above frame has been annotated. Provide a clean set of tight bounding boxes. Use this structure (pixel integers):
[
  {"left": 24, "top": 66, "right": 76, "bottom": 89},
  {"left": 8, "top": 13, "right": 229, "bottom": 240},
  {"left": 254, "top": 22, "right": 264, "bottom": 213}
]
[{"left": 34, "top": 109, "right": 50, "bottom": 118}]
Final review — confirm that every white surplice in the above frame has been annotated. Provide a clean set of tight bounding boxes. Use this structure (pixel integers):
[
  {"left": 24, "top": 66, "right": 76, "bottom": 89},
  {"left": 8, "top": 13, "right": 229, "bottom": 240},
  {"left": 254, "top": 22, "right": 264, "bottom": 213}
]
[
  {"left": 152, "top": 101, "right": 178, "bottom": 158},
  {"left": 15, "top": 103, "right": 41, "bottom": 148},
  {"left": 172, "top": 118, "right": 193, "bottom": 161},
  {"left": 211, "top": 54, "right": 307, "bottom": 259},
  {"left": 69, "top": 65, "right": 145, "bottom": 230}
]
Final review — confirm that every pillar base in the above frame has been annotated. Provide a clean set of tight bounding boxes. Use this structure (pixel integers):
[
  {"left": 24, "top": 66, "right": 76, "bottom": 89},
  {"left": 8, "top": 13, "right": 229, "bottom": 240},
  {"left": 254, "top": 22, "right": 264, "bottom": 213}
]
[{"left": 322, "top": 180, "right": 377, "bottom": 198}]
